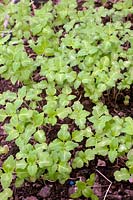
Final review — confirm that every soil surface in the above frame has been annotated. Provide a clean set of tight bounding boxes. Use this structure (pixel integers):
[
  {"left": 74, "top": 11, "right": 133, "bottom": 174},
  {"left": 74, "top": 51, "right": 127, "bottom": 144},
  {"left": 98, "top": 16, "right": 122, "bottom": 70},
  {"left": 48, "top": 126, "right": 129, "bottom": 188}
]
[
  {"left": 0, "top": 0, "right": 133, "bottom": 200},
  {"left": 0, "top": 78, "right": 132, "bottom": 200}
]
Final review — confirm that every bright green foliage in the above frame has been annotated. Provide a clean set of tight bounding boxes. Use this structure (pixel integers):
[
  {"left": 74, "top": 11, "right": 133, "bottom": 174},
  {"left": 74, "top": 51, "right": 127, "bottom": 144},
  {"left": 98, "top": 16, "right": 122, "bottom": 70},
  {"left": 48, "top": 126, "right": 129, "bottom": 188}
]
[
  {"left": 0, "top": 145, "right": 9, "bottom": 155},
  {"left": 57, "top": 124, "right": 70, "bottom": 141},
  {"left": 34, "top": 130, "right": 46, "bottom": 143},
  {"left": 0, "top": 188, "right": 13, "bottom": 200},
  {"left": 0, "top": 109, "right": 7, "bottom": 122},
  {"left": 71, "top": 173, "right": 98, "bottom": 199},
  {"left": 72, "top": 148, "right": 96, "bottom": 169},
  {"left": 123, "top": 117, "right": 133, "bottom": 135},
  {"left": 1, "top": 173, "right": 12, "bottom": 189},
  {"left": 69, "top": 101, "right": 90, "bottom": 129},
  {"left": 114, "top": 168, "right": 130, "bottom": 182},
  {"left": 0, "top": 0, "right": 133, "bottom": 198},
  {"left": 2, "top": 155, "right": 16, "bottom": 173}
]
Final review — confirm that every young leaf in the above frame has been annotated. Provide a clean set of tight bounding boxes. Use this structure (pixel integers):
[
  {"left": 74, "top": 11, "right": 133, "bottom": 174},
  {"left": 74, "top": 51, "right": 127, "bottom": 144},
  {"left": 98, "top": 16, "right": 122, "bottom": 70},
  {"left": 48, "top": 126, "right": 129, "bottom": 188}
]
[
  {"left": 15, "top": 178, "right": 24, "bottom": 188},
  {"left": 64, "top": 141, "right": 78, "bottom": 151},
  {"left": 72, "top": 130, "right": 84, "bottom": 142},
  {"left": 18, "top": 86, "right": 27, "bottom": 99},
  {"left": 1, "top": 173, "right": 13, "bottom": 189},
  {"left": 58, "top": 162, "right": 72, "bottom": 174},
  {"left": 0, "top": 145, "right": 9, "bottom": 155},
  {"left": 114, "top": 168, "right": 130, "bottom": 181},
  {"left": 16, "top": 159, "right": 27, "bottom": 170},
  {"left": 27, "top": 163, "right": 38, "bottom": 177},
  {"left": 3, "top": 155, "right": 16, "bottom": 173},
  {"left": 70, "top": 189, "right": 82, "bottom": 199},
  {"left": 38, "top": 152, "right": 52, "bottom": 168},
  {"left": 86, "top": 173, "right": 96, "bottom": 186},
  {"left": 123, "top": 117, "right": 133, "bottom": 135},
  {"left": 69, "top": 101, "right": 89, "bottom": 129},
  {"left": 76, "top": 181, "right": 86, "bottom": 190},
  {"left": 32, "top": 111, "right": 44, "bottom": 127},
  {"left": 82, "top": 187, "right": 93, "bottom": 198},
  {"left": 5, "top": 127, "right": 19, "bottom": 141},
  {"left": 85, "top": 149, "right": 95, "bottom": 161},
  {"left": 127, "top": 149, "right": 133, "bottom": 161},
  {"left": 58, "top": 150, "right": 71, "bottom": 162},
  {"left": 0, "top": 188, "right": 13, "bottom": 200},
  {"left": 0, "top": 109, "right": 7, "bottom": 122},
  {"left": 5, "top": 103, "right": 16, "bottom": 116},
  {"left": 57, "top": 124, "right": 71, "bottom": 141},
  {"left": 72, "top": 157, "right": 84, "bottom": 169},
  {"left": 49, "top": 139, "right": 64, "bottom": 151},
  {"left": 108, "top": 150, "right": 118, "bottom": 163},
  {"left": 56, "top": 107, "right": 72, "bottom": 119},
  {"left": 34, "top": 130, "right": 46, "bottom": 143},
  {"left": 19, "top": 108, "right": 33, "bottom": 121},
  {"left": 86, "top": 137, "right": 96, "bottom": 147}
]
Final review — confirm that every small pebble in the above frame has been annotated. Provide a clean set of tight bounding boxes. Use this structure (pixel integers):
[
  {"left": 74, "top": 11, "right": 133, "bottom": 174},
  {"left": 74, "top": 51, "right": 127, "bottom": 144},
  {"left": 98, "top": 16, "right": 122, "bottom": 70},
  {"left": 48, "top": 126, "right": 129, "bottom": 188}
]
[
  {"left": 38, "top": 185, "right": 51, "bottom": 198},
  {"left": 69, "top": 180, "right": 75, "bottom": 186},
  {"left": 68, "top": 186, "right": 77, "bottom": 196},
  {"left": 97, "top": 159, "right": 106, "bottom": 167},
  {"left": 129, "top": 176, "right": 133, "bottom": 183}
]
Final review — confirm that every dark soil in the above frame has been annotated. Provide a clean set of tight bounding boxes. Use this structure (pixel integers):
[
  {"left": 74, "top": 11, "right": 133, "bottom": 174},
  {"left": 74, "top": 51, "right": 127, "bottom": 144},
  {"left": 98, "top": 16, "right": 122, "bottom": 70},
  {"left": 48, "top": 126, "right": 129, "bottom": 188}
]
[
  {"left": 102, "top": 86, "right": 133, "bottom": 117},
  {"left": 0, "top": 0, "right": 133, "bottom": 200},
  {"left": 0, "top": 77, "right": 22, "bottom": 93},
  {"left": 8, "top": 157, "right": 133, "bottom": 200},
  {"left": 0, "top": 77, "right": 133, "bottom": 200}
]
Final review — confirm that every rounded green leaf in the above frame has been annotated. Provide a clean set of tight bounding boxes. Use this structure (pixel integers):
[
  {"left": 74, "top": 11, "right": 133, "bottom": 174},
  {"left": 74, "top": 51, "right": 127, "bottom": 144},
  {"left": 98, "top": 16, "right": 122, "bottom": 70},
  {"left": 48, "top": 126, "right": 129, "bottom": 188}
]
[
  {"left": 0, "top": 188, "right": 13, "bottom": 200},
  {"left": 114, "top": 168, "right": 130, "bottom": 182},
  {"left": 57, "top": 124, "right": 70, "bottom": 141},
  {"left": 27, "top": 163, "right": 37, "bottom": 177},
  {"left": 34, "top": 130, "right": 46, "bottom": 143},
  {"left": 1, "top": 173, "right": 13, "bottom": 189},
  {"left": 3, "top": 155, "right": 16, "bottom": 173},
  {"left": 82, "top": 187, "right": 92, "bottom": 198},
  {"left": 72, "top": 157, "right": 84, "bottom": 169},
  {"left": 72, "top": 130, "right": 84, "bottom": 142}
]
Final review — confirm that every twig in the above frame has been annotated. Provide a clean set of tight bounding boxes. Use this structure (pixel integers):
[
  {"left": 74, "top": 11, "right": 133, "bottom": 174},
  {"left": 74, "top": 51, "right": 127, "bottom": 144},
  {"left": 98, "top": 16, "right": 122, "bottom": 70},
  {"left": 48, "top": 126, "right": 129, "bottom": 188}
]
[{"left": 96, "top": 169, "right": 112, "bottom": 200}]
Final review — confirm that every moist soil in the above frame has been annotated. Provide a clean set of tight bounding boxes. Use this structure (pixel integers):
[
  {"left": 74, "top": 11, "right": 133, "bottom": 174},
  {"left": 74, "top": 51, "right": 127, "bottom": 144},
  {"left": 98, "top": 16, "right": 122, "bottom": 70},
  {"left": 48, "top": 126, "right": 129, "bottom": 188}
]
[
  {"left": 0, "top": 0, "right": 133, "bottom": 200},
  {"left": 0, "top": 76, "right": 133, "bottom": 200}
]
